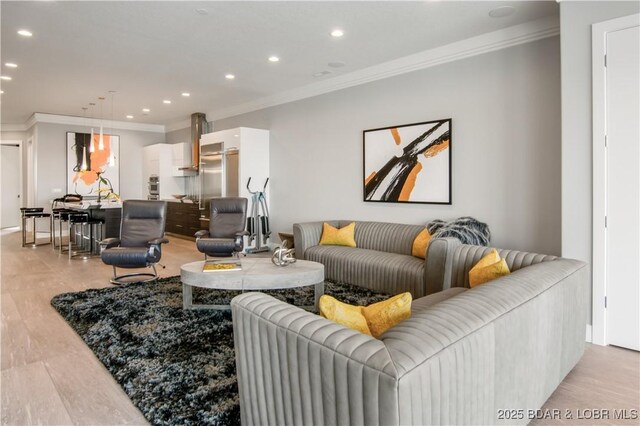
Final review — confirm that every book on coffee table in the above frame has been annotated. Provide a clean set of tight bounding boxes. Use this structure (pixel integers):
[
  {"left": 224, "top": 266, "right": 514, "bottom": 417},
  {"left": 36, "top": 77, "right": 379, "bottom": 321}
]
[{"left": 202, "top": 260, "right": 242, "bottom": 272}]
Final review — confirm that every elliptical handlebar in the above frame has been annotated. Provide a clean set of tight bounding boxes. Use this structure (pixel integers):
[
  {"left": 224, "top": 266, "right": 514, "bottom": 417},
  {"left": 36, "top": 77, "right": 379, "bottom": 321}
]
[{"left": 246, "top": 177, "right": 269, "bottom": 194}]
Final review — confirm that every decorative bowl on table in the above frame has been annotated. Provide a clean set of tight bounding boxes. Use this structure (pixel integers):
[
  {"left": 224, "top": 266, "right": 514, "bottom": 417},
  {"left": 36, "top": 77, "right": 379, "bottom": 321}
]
[{"left": 172, "top": 194, "right": 187, "bottom": 202}]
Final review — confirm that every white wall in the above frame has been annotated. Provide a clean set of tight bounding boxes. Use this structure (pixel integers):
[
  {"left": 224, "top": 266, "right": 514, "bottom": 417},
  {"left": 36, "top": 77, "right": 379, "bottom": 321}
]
[
  {"left": 560, "top": 1, "right": 640, "bottom": 325},
  {"left": 214, "top": 37, "right": 562, "bottom": 255},
  {"left": 33, "top": 122, "right": 164, "bottom": 206}
]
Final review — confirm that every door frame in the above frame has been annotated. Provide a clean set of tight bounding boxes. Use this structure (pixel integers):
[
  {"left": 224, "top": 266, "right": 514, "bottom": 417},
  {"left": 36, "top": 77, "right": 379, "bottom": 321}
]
[
  {"left": 591, "top": 13, "right": 640, "bottom": 346},
  {"left": 0, "top": 140, "right": 24, "bottom": 212}
]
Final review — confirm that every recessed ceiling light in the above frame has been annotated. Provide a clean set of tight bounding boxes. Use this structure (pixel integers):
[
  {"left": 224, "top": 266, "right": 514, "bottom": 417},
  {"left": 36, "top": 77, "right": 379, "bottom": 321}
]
[
  {"left": 225, "top": 74, "right": 235, "bottom": 80},
  {"left": 163, "top": 100, "right": 171, "bottom": 104},
  {"left": 126, "top": 115, "right": 134, "bottom": 119},
  {"left": 328, "top": 61, "right": 345, "bottom": 68},
  {"left": 488, "top": 6, "right": 516, "bottom": 18},
  {"left": 0, "top": 91, "right": 4, "bottom": 94},
  {"left": 5, "top": 63, "right": 18, "bottom": 68},
  {"left": 196, "top": 8, "right": 208, "bottom": 15},
  {"left": 181, "top": 92, "right": 190, "bottom": 97},
  {"left": 17, "top": 29, "right": 33, "bottom": 37},
  {"left": 331, "top": 29, "right": 344, "bottom": 38},
  {"left": 0, "top": 76, "right": 12, "bottom": 81},
  {"left": 313, "top": 70, "right": 332, "bottom": 78},
  {"left": 268, "top": 56, "right": 280, "bottom": 62},
  {"left": 142, "top": 108, "right": 150, "bottom": 112}
]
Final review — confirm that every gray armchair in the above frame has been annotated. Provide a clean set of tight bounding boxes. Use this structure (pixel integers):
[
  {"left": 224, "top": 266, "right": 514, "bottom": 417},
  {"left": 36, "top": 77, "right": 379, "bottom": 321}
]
[
  {"left": 195, "top": 197, "right": 248, "bottom": 259},
  {"left": 100, "top": 200, "right": 169, "bottom": 284}
]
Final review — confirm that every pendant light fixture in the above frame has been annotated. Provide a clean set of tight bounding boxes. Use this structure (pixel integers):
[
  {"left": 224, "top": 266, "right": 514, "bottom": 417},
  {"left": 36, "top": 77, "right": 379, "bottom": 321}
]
[
  {"left": 80, "top": 145, "right": 88, "bottom": 171},
  {"left": 98, "top": 96, "right": 105, "bottom": 151},
  {"left": 81, "top": 106, "right": 89, "bottom": 170},
  {"left": 108, "top": 91, "right": 116, "bottom": 167},
  {"left": 89, "top": 102, "right": 96, "bottom": 153}
]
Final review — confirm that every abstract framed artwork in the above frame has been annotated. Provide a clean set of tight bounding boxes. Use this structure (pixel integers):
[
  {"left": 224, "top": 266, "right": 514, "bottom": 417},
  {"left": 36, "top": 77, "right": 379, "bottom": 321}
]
[
  {"left": 363, "top": 118, "right": 451, "bottom": 204},
  {"left": 66, "top": 131, "right": 120, "bottom": 198}
]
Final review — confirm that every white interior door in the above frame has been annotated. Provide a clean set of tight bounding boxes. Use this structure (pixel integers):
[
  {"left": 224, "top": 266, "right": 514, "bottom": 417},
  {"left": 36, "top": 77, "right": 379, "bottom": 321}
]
[
  {"left": 1, "top": 144, "right": 22, "bottom": 228},
  {"left": 605, "top": 25, "right": 640, "bottom": 351}
]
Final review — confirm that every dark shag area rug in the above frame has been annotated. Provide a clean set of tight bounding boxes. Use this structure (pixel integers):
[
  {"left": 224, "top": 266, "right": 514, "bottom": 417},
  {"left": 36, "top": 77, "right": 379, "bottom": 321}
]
[{"left": 51, "top": 277, "right": 388, "bottom": 426}]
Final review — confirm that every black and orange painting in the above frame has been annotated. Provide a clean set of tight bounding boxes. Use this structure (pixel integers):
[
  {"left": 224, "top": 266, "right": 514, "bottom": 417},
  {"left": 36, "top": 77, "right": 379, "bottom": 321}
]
[
  {"left": 363, "top": 119, "right": 451, "bottom": 204},
  {"left": 66, "top": 132, "right": 120, "bottom": 197}
]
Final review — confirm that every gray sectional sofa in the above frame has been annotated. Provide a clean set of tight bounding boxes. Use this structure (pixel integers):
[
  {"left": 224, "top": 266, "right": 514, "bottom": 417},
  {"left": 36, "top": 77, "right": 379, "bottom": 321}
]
[
  {"left": 231, "top": 243, "right": 588, "bottom": 425},
  {"left": 294, "top": 220, "right": 450, "bottom": 298}
]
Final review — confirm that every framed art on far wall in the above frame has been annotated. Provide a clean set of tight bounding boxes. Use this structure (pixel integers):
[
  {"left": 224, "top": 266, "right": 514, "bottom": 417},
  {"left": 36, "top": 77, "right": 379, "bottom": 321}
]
[
  {"left": 363, "top": 118, "right": 451, "bottom": 204},
  {"left": 66, "top": 131, "right": 120, "bottom": 197}
]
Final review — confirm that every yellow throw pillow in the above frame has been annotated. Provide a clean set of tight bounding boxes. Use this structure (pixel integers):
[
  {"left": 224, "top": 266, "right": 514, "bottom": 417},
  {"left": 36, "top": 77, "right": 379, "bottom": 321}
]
[
  {"left": 319, "top": 295, "right": 371, "bottom": 336},
  {"left": 411, "top": 228, "right": 432, "bottom": 259},
  {"left": 319, "top": 292, "right": 412, "bottom": 338},
  {"left": 469, "top": 249, "right": 511, "bottom": 287},
  {"left": 319, "top": 222, "right": 357, "bottom": 247},
  {"left": 362, "top": 292, "right": 413, "bottom": 338}
]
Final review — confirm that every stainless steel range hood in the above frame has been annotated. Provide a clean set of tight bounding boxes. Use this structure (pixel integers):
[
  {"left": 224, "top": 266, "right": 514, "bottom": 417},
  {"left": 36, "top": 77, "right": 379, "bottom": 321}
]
[{"left": 179, "top": 112, "right": 207, "bottom": 172}]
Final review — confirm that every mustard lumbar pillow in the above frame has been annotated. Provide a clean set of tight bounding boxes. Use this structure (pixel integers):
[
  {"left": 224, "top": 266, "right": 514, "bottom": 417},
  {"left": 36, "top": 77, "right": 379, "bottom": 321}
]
[
  {"left": 411, "top": 228, "right": 432, "bottom": 259},
  {"left": 469, "top": 248, "right": 511, "bottom": 288},
  {"left": 319, "top": 222, "right": 356, "bottom": 247},
  {"left": 362, "top": 292, "right": 412, "bottom": 338},
  {"left": 319, "top": 295, "right": 371, "bottom": 336},
  {"left": 319, "top": 292, "right": 412, "bottom": 338}
]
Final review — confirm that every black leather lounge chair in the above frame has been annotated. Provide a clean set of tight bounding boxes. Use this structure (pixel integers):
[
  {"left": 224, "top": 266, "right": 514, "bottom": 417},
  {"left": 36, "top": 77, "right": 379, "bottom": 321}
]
[
  {"left": 195, "top": 197, "right": 248, "bottom": 259},
  {"left": 100, "top": 200, "right": 169, "bottom": 284}
]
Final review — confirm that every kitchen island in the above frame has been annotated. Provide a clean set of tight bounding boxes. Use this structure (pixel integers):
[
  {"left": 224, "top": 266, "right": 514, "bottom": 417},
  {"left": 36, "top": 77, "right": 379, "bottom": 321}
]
[
  {"left": 63, "top": 200, "right": 122, "bottom": 239},
  {"left": 165, "top": 200, "right": 203, "bottom": 239}
]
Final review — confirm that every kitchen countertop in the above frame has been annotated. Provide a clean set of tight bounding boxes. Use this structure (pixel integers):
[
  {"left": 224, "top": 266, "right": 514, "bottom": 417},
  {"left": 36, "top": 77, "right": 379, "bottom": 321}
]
[{"left": 163, "top": 198, "right": 199, "bottom": 204}]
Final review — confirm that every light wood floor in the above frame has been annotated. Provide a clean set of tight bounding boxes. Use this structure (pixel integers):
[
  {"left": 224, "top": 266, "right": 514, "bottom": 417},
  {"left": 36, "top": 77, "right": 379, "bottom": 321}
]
[{"left": 1, "top": 228, "right": 638, "bottom": 425}]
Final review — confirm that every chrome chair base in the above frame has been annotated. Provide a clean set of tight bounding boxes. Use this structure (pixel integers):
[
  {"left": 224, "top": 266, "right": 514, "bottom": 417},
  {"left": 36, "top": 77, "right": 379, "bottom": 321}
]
[{"left": 110, "top": 265, "right": 158, "bottom": 285}]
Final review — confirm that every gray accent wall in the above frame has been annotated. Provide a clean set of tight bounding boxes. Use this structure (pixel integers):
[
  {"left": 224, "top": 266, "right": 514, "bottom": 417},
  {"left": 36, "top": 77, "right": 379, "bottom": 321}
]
[
  {"left": 33, "top": 122, "right": 164, "bottom": 206},
  {"left": 165, "top": 127, "right": 191, "bottom": 145},
  {"left": 213, "top": 37, "right": 562, "bottom": 255},
  {"left": 559, "top": 1, "right": 640, "bottom": 325}
]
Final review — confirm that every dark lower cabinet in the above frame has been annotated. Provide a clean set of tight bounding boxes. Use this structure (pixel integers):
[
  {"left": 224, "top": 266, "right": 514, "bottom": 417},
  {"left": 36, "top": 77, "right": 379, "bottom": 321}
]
[{"left": 165, "top": 202, "right": 202, "bottom": 238}]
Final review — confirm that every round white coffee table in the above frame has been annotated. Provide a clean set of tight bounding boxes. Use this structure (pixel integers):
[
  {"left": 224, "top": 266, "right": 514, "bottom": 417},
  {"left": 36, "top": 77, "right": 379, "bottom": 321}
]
[{"left": 180, "top": 258, "right": 325, "bottom": 310}]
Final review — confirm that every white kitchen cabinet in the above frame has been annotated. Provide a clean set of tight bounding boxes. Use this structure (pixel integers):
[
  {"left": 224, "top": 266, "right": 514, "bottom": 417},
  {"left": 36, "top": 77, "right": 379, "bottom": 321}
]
[
  {"left": 142, "top": 144, "right": 184, "bottom": 200},
  {"left": 171, "top": 142, "right": 197, "bottom": 176}
]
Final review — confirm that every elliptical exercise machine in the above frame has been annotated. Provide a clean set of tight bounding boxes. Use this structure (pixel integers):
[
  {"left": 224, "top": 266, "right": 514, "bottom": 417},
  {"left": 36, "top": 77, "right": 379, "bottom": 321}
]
[{"left": 245, "top": 177, "right": 270, "bottom": 253}]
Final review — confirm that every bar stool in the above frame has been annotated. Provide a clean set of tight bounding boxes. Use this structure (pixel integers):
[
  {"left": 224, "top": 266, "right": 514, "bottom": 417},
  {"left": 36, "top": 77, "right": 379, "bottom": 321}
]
[
  {"left": 68, "top": 212, "right": 91, "bottom": 259},
  {"left": 51, "top": 207, "right": 74, "bottom": 250},
  {"left": 84, "top": 217, "right": 105, "bottom": 255},
  {"left": 68, "top": 213, "right": 104, "bottom": 259},
  {"left": 21, "top": 208, "right": 52, "bottom": 248}
]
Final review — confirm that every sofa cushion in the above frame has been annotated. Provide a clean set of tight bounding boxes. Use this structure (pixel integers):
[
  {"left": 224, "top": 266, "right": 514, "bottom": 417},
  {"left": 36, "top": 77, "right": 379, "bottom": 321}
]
[
  {"left": 411, "top": 287, "right": 467, "bottom": 313},
  {"left": 363, "top": 292, "right": 413, "bottom": 338},
  {"left": 319, "top": 222, "right": 356, "bottom": 247},
  {"left": 353, "top": 221, "right": 425, "bottom": 255},
  {"left": 469, "top": 248, "right": 511, "bottom": 287},
  {"left": 319, "top": 294, "right": 372, "bottom": 336},
  {"left": 411, "top": 228, "right": 432, "bottom": 259},
  {"left": 305, "top": 245, "right": 425, "bottom": 296}
]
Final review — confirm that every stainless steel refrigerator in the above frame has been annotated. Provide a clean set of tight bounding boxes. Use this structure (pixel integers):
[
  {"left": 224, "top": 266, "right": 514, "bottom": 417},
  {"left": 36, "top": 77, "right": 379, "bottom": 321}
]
[{"left": 199, "top": 142, "right": 239, "bottom": 212}]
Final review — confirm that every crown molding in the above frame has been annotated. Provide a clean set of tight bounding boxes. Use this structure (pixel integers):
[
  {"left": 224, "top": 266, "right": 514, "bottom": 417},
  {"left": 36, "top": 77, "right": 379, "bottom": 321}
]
[
  {"left": 2, "top": 113, "right": 165, "bottom": 133},
  {"left": 32, "top": 113, "right": 166, "bottom": 133},
  {"left": 207, "top": 14, "right": 559, "bottom": 121}
]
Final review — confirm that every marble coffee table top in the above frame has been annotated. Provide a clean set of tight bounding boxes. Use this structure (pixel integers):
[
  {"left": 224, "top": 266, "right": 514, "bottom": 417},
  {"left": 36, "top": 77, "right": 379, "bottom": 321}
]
[{"left": 180, "top": 258, "right": 325, "bottom": 291}]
